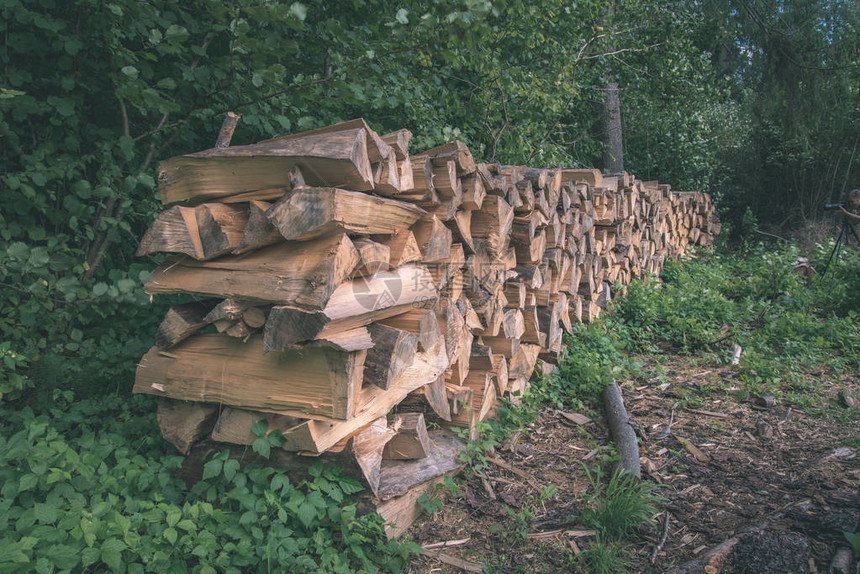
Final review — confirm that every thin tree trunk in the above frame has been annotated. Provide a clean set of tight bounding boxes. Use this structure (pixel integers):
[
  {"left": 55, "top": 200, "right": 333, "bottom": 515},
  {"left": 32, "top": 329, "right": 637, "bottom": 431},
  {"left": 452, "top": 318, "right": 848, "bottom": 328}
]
[{"left": 601, "top": 81, "right": 624, "bottom": 173}]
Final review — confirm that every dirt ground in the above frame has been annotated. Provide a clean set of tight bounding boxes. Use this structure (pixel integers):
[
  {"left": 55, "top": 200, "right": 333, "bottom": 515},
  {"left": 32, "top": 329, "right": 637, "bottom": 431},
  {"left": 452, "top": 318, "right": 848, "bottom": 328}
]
[{"left": 406, "top": 354, "right": 860, "bottom": 573}]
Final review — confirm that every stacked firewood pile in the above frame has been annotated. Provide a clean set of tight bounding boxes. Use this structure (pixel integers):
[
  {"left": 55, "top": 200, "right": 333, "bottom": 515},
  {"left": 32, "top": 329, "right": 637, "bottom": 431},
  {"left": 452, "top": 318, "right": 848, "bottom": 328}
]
[{"left": 132, "top": 118, "right": 718, "bottom": 537}]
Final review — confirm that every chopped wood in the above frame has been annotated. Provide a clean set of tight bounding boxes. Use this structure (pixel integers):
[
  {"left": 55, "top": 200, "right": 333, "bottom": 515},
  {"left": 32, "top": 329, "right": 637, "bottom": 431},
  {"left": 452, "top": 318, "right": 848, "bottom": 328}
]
[
  {"left": 352, "top": 417, "right": 397, "bottom": 495},
  {"left": 485, "top": 456, "right": 543, "bottom": 493},
  {"left": 687, "top": 408, "right": 729, "bottom": 419},
  {"left": 263, "top": 264, "right": 438, "bottom": 350},
  {"left": 363, "top": 324, "right": 419, "bottom": 390},
  {"left": 234, "top": 200, "right": 283, "bottom": 255},
  {"left": 421, "top": 549, "right": 483, "bottom": 573},
  {"left": 380, "top": 129, "right": 412, "bottom": 160},
  {"left": 137, "top": 203, "right": 249, "bottom": 260},
  {"left": 210, "top": 407, "right": 303, "bottom": 445},
  {"left": 135, "top": 334, "right": 365, "bottom": 421},
  {"left": 373, "top": 229, "right": 423, "bottom": 267},
  {"left": 146, "top": 233, "right": 360, "bottom": 310},
  {"left": 376, "top": 476, "right": 444, "bottom": 540},
  {"left": 677, "top": 436, "right": 710, "bottom": 463},
  {"left": 266, "top": 187, "right": 424, "bottom": 241},
  {"left": 158, "top": 126, "right": 375, "bottom": 204},
  {"left": 422, "top": 538, "right": 471, "bottom": 550},
  {"left": 559, "top": 411, "right": 592, "bottom": 425},
  {"left": 377, "top": 430, "right": 465, "bottom": 499},
  {"left": 156, "top": 398, "right": 218, "bottom": 455},
  {"left": 214, "top": 111, "right": 241, "bottom": 148},
  {"left": 136, "top": 119, "right": 720, "bottom": 538},
  {"left": 411, "top": 214, "right": 453, "bottom": 263},
  {"left": 383, "top": 412, "right": 431, "bottom": 460},
  {"left": 278, "top": 350, "right": 449, "bottom": 454},
  {"left": 351, "top": 238, "right": 390, "bottom": 278},
  {"left": 155, "top": 301, "right": 217, "bottom": 349}
]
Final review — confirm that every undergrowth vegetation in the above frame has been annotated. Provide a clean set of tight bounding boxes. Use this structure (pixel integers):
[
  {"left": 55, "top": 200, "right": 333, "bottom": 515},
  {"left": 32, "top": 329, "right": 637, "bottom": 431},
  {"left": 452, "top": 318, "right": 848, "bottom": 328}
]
[
  {"left": 526, "top": 242, "right": 859, "bottom": 418},
  {"left": 0, "top": 393, "right": 417, "bottom": 573}
]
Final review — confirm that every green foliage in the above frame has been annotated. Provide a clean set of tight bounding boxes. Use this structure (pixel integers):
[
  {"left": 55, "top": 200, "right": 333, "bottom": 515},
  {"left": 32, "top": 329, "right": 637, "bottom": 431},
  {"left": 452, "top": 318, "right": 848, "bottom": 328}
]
[
  {"left": 578, "top": 535, "right": 633, "bottom": 574},
  {"left": 0, "top": 342, "right": 29, "bottom": 403},
  {"left": 580, "top": 465, "right": 664, "bottom": 541},
  {"left": 603, "top": 244, "right": 859, "bottom": 412},
  {"left": 844, "top": 531, "right": 860, "bottom": 556},
  {"left": 0, "top": 392, "right": 417, "bottom": 572},
  {"left": 528, "top": 322, "right": 635, "bottom": 410}
]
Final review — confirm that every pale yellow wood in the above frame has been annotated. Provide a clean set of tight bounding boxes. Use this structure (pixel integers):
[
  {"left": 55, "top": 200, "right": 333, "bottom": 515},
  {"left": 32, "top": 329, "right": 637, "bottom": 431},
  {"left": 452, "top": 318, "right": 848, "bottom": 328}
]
[
  {"left": 145, "top": 233, "right": 360, "bottom": 310},
  {"left": 266, "top": 187, "right": 425, "bottom": 241},
  {"left": 134, "top": 334, "right": 365, "bottom": 421}
]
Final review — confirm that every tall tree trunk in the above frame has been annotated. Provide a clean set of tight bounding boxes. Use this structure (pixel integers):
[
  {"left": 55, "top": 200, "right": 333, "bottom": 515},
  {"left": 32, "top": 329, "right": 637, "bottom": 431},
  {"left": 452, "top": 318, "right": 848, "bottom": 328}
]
[{"left": 601, "top": 81, "right": 624, "bottom": 173}]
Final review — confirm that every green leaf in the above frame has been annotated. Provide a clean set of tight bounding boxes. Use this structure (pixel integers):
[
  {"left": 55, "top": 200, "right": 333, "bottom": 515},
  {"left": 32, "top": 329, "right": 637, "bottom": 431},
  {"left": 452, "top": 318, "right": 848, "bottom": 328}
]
[
  {"left": 19, "top": 473, "right": 38, "bottom": 492},
  {"left": 163, "top": 527, "right": 177, "bottom": 545},
  {"left": 290, "top": 2, "right": 307, "bottom": 21},
  {"left": 92, "top": 283, "right": 109, "bottom": 297},
  {"left": 176, "top": 519, "right": 196, "bottom": 532},
  {"left": 101, "top": 538, "right": 127, "bottom": 570},
  {"left": 7, "top": 242, "right": 30, "bottom": 260},
  {"left": 34, "top": 502, "right": 58, "bottom": 524},
  {"left": 47, "top": 96, "right": 76, "bottom": 116},
  {"left": 202, "top": 459, "right": 223, "bottom": 480},
  {"left": 223, "top": 458, "right": 240, "bottom": 481},
  {"left": 45, "top": 544, "right": 80, "bottom": 569},
  {"left": 81, "top": 547, "right": 101, "bottom": 568},
  {"left": 250, "top": 419, "right": 268, "bottom": 437},
  {"left": 156, "top": 78, "right": 176, "bottom": 90},
  {"left": 395, "top": 8, "right": 409, "bottom": 24},
  {"left": 121, "top": 66, "right": 139, "bottom": 80},
  {"left": 297, "top": 501, "right": 317, "bottom": 528},
  {"left": 165, "top": 25, "right": 189, "bottom": 42},
  {"left": 252, "top": 437, "right": 270, "bottom": 459}
]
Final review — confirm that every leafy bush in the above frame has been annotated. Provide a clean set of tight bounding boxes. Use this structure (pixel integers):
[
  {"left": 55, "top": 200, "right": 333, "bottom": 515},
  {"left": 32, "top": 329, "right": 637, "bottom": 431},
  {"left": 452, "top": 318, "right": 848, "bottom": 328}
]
[
  {"left": 528, "top": 321, "right": 636, "bottom": 411},
  {"left": 0, "top": 392, "right": 417, "bottom": 573}
]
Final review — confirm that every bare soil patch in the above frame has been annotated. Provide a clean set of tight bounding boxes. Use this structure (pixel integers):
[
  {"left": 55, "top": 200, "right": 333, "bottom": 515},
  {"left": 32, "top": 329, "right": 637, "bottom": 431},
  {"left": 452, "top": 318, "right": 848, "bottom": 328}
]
[{"left": 406, "top": 353, "right": 860, "bottom": 572}]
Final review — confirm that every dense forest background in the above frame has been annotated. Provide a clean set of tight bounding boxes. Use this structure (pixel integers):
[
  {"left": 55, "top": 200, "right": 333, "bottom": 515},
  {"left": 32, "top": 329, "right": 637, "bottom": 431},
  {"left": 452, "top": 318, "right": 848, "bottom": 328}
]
[{"left": 1, "top": 0, "right": 858, "bottom": 399}]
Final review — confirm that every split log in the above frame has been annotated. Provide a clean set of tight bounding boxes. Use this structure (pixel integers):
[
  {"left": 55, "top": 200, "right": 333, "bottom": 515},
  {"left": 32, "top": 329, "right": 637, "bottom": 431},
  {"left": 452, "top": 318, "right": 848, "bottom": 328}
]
[
  {"left": 266, "top": 187, "right": 424, "bottom": 241},
  {"left": 155, "top": 301, "right": 217, "bottom": 349},
  {"left": 374, "top": 230, "right": 423, "bottom": 267},
  {"left": 383, "top": 412, "right": 431, "bottom": 460},
  {"left": 363, "top": 324, "right": 419, "bottom": 391},
  {"left": 263, "top": 264, "right": 438, "bottom": 350},
  {"left": 352, "top": 417, "right": 398, "bottom": 495},
  {"left": 278, "top": 349, "right": 449, "bottom": 454},
  {"left": 423, "top": 141, "right": 476, "bottom": 175},
  {"left": 137, "top": 203, "right": 249, "bottom": 260},
  {"left": 234, "top": 200, "right": 282, "bottom": 255},
  {"left": 210, "top": 406, "right": 303, "bottom": 445},
  {"left": 134, "top": 334, "right": 366, "bottom": 421},
  {"left": 461, "top": 174, "right": 485, "bottom": 211},
  {"left": 157, "top": 398, "right": 219, "bottom": 455},
  {"left": 146, "top": 233, "right": 360, "bottom": 310},
  {"left": 377, "top": 430, "right": 465, "bottom": 499},
  {"left": 380, "top": 129, "right": 412, "bottom": 160},
  {"left": 471, "top": 195, "right": 514, "bottom": 256},
  {"left": 411, "top": 215, "right": 453, "bottom": 263},
  {"left": 351, "top": 238, "right": 390, "bottom": 278},
  {"left": 158, "top": 126, "right": 376, "bottom": 204}
]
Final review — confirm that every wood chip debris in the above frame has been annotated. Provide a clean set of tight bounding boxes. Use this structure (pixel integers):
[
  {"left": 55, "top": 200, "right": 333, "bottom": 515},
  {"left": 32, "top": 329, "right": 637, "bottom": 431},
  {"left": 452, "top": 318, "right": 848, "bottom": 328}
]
[{"left": 677, "top": 436, "right": 710, "bottom": 462}]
